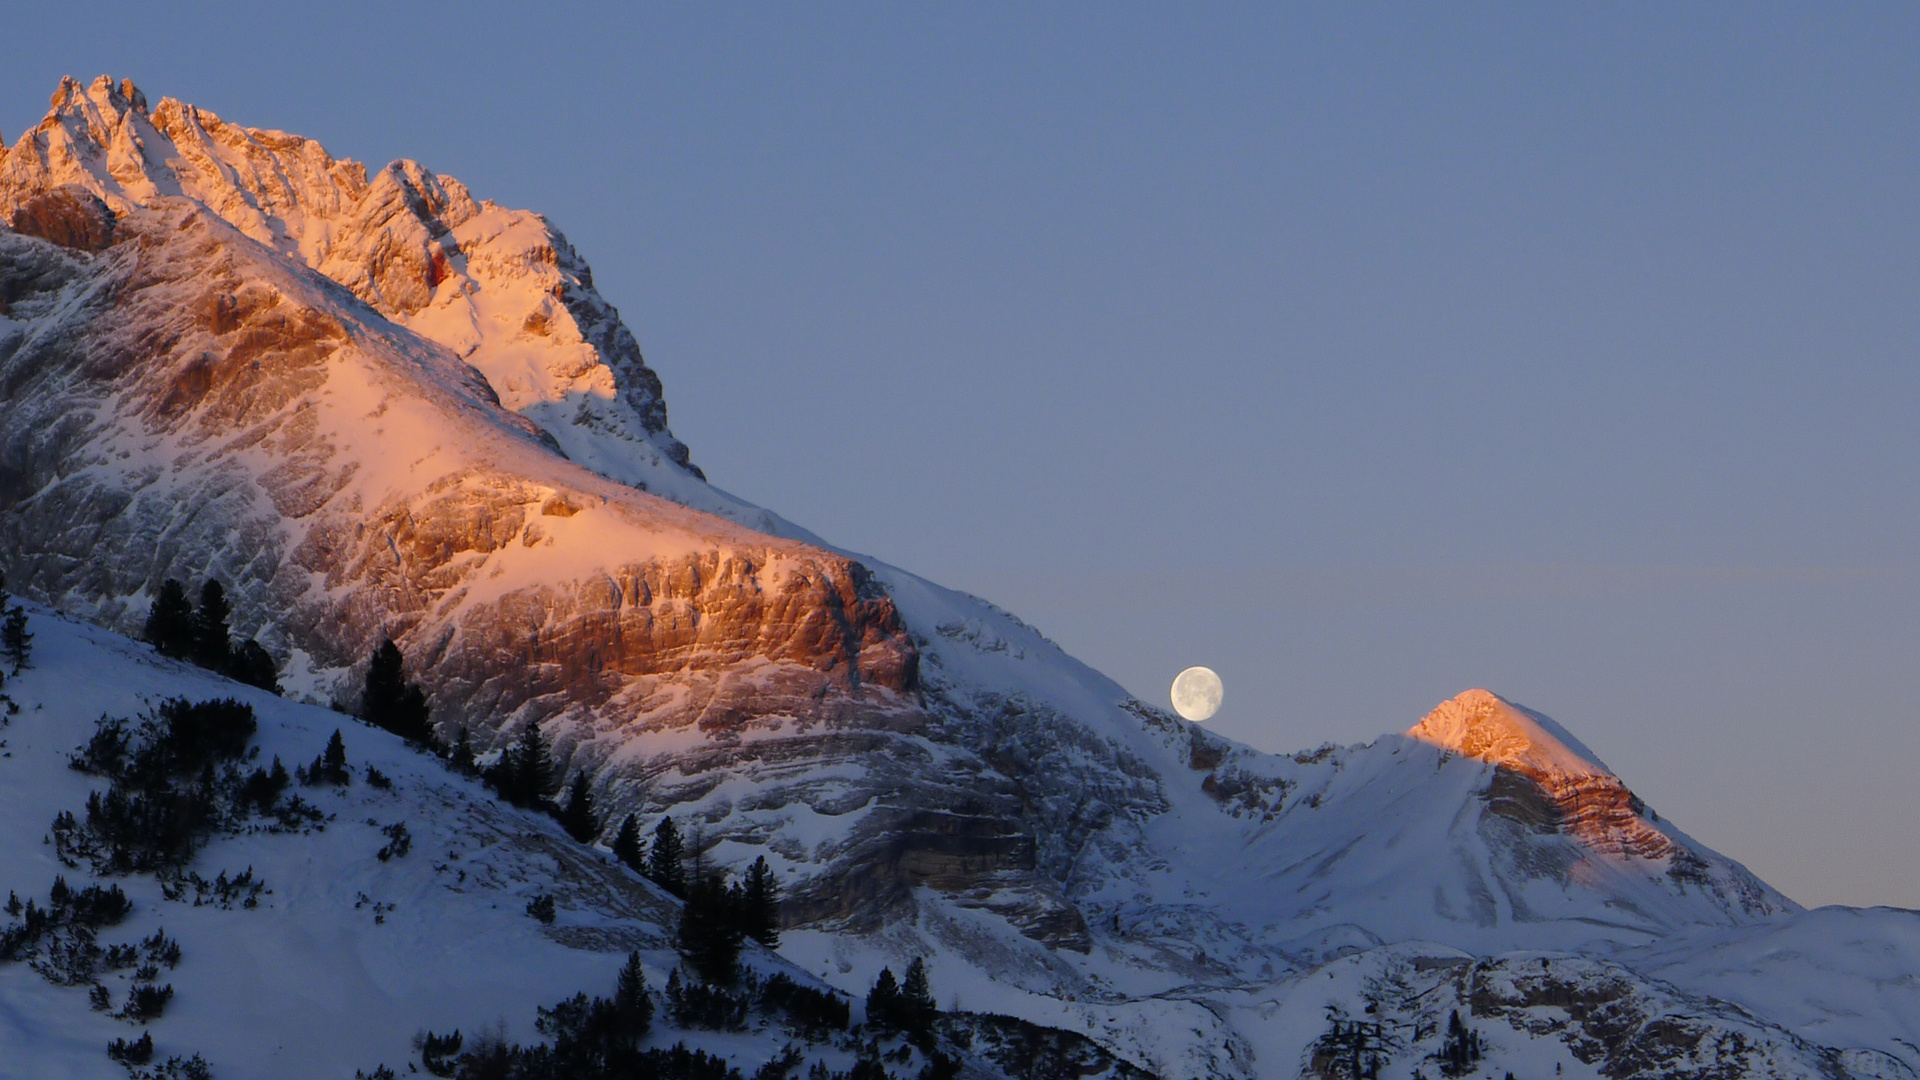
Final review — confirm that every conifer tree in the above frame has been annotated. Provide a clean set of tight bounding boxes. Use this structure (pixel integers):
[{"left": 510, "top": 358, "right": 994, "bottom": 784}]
[
  {"left": 902, "top": 957, "right": 935, "bottom": 1031},
  {"left": 676, "top": 870, "right": 743, "bottom": 984},
  {"left": 865, "top": 967, "right": 901, "bottom": 1031},
  {"left": 143, "top": 580, "right": 194, "bottom": 659},
  {"left": 511, "top": 722, "right": 551, "bottom": 805},
  {"left": 303, "top": 729, "right": 352, "bottom": 786},
  {"left": 559, "top": 772, "right": 599, "bottom": 843},
  {"left": 613, "top": 814, "right": 644, "bottom": 872},
  {"left": 227, "top": 640, "right": 281, "bottom": 694},
  {"left": 740, "top": 855, "right": 781, "bottom": 947},
  {"left": 614, "top": 949, "right": 653, "bottom": 1037},
  {"left": 448, "top": 726, "right": 476, "bottom": 774},
  {"left": 324, "top": 726, "right": 351, "bottom": 776},
  {"left": 1, "top": 603, "right": 30, "bottom": 676},
  {"left": 644, "top": 817, "right": 685, "bottom": 896},
  {"left": 188, "top": 580, "right": 232, "bottom": 671},
  {"left": 361, "top": 639, "right": 432, "bottom": 743},
  {"left": 484, "top": 721, "right": 553, "bottom": 807}
]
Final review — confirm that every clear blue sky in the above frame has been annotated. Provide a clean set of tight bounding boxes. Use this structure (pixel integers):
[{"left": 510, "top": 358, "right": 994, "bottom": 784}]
[{"left": 7, "top": 4, "right": 1918, "bottom": 909}]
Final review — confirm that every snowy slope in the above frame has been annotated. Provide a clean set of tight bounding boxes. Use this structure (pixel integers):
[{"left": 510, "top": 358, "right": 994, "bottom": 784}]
[{"left": 0, "top": 603, "right": 821, "bottom": 1079}]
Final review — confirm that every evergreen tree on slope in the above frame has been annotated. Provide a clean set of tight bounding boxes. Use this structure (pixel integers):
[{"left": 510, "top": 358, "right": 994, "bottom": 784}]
[
  {"left": 740, "top": 855, "right": 782, "bottom": 947},
  {"left": 143, "top": 579, "right": 193, "bottom": 659},
  {"left": 188, "top": 580, "right": 231, "bottom": 671},
  {"left": 644, "top": 817, "right": 685, "bottom": 897},
  {"left": 612, "top": 814, "right": 644, "bottom": 873},
  {"left": 559, "top": 772, "right": 599, "bottom": 843},
  {"left": 1, "top": 602, "right": 30, "bottom": 676},
  {"left": 361, "top": 639, "right": 433, "bottom": 744}
]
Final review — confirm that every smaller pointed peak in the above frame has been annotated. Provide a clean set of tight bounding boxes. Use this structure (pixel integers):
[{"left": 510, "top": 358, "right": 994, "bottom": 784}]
[
  {"left": 51, "top": 75, "right": 81, "bottom": 110},
  {"left": 84, "top": 75, "right": 142, "bottom": 117},
  {"left": 1407, "top": 689, "right": 1613, "bottom": 781}
]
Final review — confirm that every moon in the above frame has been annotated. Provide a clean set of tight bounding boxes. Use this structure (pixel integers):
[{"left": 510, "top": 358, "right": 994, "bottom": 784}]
[{"left": 1170, "top": 666, "right": 1223, "bottom": 722}]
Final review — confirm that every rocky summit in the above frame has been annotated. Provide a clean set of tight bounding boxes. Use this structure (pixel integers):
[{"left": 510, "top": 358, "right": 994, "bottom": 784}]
[{"left": 2, "top": 78, "right": 1916, "bottom": 1080}]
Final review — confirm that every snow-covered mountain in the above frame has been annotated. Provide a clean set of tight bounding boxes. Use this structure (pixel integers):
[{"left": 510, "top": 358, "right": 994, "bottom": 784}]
[{"left": 2, "top": 76, "right": 1915, "bottom": 1079}]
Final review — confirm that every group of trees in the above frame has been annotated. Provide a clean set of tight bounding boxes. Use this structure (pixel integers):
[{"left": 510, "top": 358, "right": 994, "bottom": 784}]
[
  {"left": 1436, "top": 1010, "right": 1486, "bottom": 1078},
  {"left": 410, "top": 951, "right": 742, "bottom": 1080},
  {"left": 676, "top": 855, "right": 783, "bottom": 984},
  {"left": 59, "top": 698, "right": 265, "bottom": 872},
  {"left": 864, "top": 958, "right": 938, "bottom": 1040},
  {"left": 481, "top": 722, "right": 563, "bottom": 811},
  {"left": 143, "top": 579, "right": 277, "bottom": 693},
  {"left": 143, "top": 580, "right": 450, "bottom": 759},
  {"left": 600, "top": 812, "right": 783, "bottom": 985},
  {"left": 1311, "top": 1014, "right": 1396, "bottom": 1080}
]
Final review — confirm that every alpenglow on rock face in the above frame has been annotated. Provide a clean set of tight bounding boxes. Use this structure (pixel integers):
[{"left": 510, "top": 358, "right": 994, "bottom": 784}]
[
  {"left": 0, "top": 75, "right": 1039, "bottom": 941},
  {"left": 3, "top": 77, "right": 1908, "bottom": 1080}
]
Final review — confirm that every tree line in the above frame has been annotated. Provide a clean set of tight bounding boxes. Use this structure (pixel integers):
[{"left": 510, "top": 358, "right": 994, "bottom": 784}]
[{"left": 143, "top": 579, "right": 277, "bottom": 693}]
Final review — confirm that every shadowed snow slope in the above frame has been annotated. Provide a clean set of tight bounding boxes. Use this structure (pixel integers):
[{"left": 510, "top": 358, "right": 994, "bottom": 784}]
[{"left": 3, "top": 77, "right": 1916, "bottom": 1080}]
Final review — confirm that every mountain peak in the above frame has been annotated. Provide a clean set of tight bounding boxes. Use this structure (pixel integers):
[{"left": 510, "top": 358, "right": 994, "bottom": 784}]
[
  {"left": 3, "top": 74, "right": 717, "bottom": 500},
  {"left": 1407, "top": 688, "right": 1613, "bottom": 782}
]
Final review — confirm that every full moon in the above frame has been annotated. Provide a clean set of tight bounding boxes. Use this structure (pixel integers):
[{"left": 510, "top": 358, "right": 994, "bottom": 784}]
[{"left": 1170, "top": 666, "right": 1223, "bottom": 722}]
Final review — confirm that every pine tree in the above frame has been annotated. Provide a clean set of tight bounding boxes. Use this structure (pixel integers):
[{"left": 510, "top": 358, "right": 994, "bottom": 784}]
[
  {"left": 325, "top": 730, "right": 348, "bottom": 779},
  {"left": 227, "top": 640, "right": 280, "bottom": 694},
  {"left": 398, "top": 683, "right": 430, "bottom": 741},
  {"left": 483, "top": 721, "right": 554, "bottom": 807},
  {"left": 188, "top": 580, "right": 232, "bottom": 671},
  {"left": 677, "top": 870, "right": 743, "bottom": 984},
  {"left": 559, "top": 772, "right": 599, "bottom": 843},
  {"left": 303, "top": 729, "right": 352, "bottom": 787},
  {"left": 740, "top": 855, "right": 781, "bottom": 947},
  {"left": 613, "top": 814, "right": 644, "bottom": 872},
  {"left": 1, "top": 604, "right": 30, "bottom": 676},
  {"left": 512, "top": 722, "right": 551, "bottom": 805},
  {"left": 614, "top": 949, "right": 653, "bottom": 1037},
  {"left": 448, "top": 726, "right": 476, "bottom": 774},
  {"left": 361, "top": 639, "right": 432, "bottom": 743},
  {"left": 144, "top": 579, "right": 194, "bottom": 659},
  {"left": 901, "top": 957, "right": 936, "bottom": 1034},
  {"left": 864, "top": 967, "right": 901, "bottom": 1031},
  {"left": 644, "top": 817, "right": 685, "bottom": 896}
]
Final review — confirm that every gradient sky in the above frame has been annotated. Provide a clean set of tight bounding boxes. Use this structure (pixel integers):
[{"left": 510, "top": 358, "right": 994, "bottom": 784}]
[{"left": 7, "top": 4, "right": 1918, "bottom": 909}]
